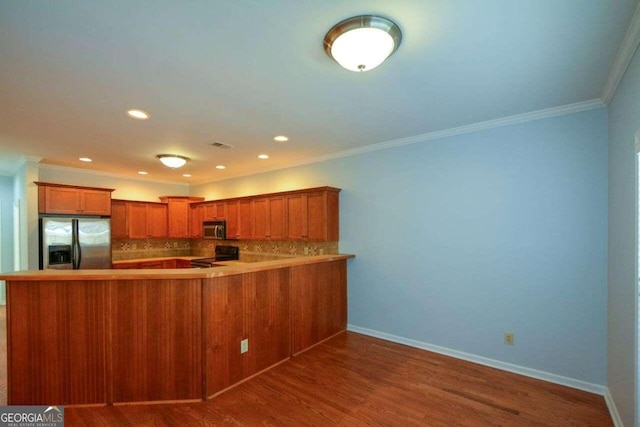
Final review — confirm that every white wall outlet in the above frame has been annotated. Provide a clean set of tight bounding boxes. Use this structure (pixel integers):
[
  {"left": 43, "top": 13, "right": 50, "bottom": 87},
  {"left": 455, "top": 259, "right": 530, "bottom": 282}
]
[
  {"left": 240, "top": 338, "right": 249, "bottom": 354},
  {"left": 304, "top": 247, "right": 309, "bottom": 255},
  {"left": 504, "top": 332, "right": 514, "bottom": 345}
]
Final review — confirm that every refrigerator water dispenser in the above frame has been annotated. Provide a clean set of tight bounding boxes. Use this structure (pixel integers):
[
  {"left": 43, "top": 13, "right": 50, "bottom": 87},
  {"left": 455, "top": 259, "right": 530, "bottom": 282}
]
[{"left": 48, "top": 245, "right": 72, "bottom": 265}]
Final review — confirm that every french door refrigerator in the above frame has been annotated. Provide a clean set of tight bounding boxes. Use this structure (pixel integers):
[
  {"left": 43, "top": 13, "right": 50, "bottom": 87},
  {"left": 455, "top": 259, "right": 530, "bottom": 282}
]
[{"left": 39, "top": 217, "right": 111, "bottom": 269}]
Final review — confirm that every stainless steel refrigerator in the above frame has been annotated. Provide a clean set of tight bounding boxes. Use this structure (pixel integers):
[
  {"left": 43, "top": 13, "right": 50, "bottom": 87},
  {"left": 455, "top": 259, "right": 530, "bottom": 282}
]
[{"left": 39, "top": 217, "right": 111, "bottom": 269}]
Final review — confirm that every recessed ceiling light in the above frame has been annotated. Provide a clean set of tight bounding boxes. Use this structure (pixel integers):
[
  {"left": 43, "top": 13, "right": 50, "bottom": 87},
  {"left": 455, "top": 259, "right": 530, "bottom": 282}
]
[
  {"left": 258, "top": 154, "right": 269, "bottom": 159},
  {"left": 126, "top": 109, "right": 150, "bottom": 120},
  {"left": 216, "top": 165, "right": 226, "bottom": 170},
  {"left": 182, "top": 173, "right": 192, "bottom": 178},
  {"left": 274, "top": 135, "right": 289, "bottom": 142},
  {"left": 79, "top": 157, "right": 92, "bottom": 162},
  {"left": 138, "top": 171, "right": 148, "bottom": 175}
]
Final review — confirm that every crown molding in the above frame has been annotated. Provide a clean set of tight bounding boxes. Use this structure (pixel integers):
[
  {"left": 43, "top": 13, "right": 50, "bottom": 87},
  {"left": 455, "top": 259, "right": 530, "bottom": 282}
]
[
  {"left": 6, "top": 156, "right": 43, "bottom": 175},
  {"left": 601, "top": 1, "right": 640, "bottom": 105},
  {"left": 31, "top": 99, "right": 606, "bottom": 187},
  {"left": 287, "top": 99, "right": 605, "bottom": 167}
]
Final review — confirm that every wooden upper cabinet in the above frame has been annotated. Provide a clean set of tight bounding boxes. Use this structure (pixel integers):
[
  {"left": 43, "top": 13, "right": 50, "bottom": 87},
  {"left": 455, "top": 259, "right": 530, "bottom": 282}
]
[
  {"left": 111, "top": 187, "right": 339, "bottom": 241},
  {"left": 203, "top": 202, "right": 224, "bottom": 220},
  {"left": 146, "top": 203, "right": 168, "bottom": 238},
  {"left": 238, "top": 199, "right": 253, "bottom": 239},
  {"left": 160, "top": 196, "right": 204, "bottom": 238},
  {"left": 253, "top": 196, "right": 285, "bottom": 240},
  {"left": 189, "top": 203, "right": 204, "bottom": 238},
  {"left": 127, "top": 202, "right": 167, "bottom": 238},
  {"left": 36, "top": 182, "right": 114, "bottom": 215},
  {"left": 253, "top": 198, "right": 268, "bottom": 239},
  {"left": 110, "top": 200, "right": 128, "bottom": 238},
  {"left": 269, "top": 196, "right": 286, "bottom": 240},
  {"left": 224, "top": 200, "right": 239, "bottom": 239},
  {"left": 286, "top": 188, "right": 339, "bottom": 241}
]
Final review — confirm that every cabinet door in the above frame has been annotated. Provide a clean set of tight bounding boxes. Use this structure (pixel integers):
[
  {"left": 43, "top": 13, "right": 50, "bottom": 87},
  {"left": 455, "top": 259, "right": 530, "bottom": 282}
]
[
  {"left": 39, "top": 185, "right": 111, "bottom": 215},
  {"left": 162, "top": 259, "right": 177, "bottom": 269},
  {"left": 139, "top": 260, "right": 164, "bottom": 269},
  {"left": 285, "top": 193, "right": 307, "bottom": 240},
  {"left": 128, "top": 202, "right": 167, "bottom": 238},
  {"left": 176, "top": 259, "right": 193, "bottom": 268},
  {"left": 285, "top": 190, "right": 338, "bottom": 241},
  {"left": 224, "top": 201, "right": 239, "bottom": 239},
  {"left": 254, "top": 196, "right": 285, "bottom": 240},
  {"left": 238, "top": 199, "right": 253, "bottom": 239},
  {"left": 113, "top": 262, "right": 140, "bottom": 269},
  {"left": 128, "top": 203, "right": 149, "bottom": 238},
  {"left": 189, "top": 204, "right": 204, "bottom": 238},
  {"left": 305, "top": 191, "right": 326, "bottom": 240},
  {"left": 253, "top": 198, "right": 268, "bottom": 239},
  {"left": 80, "top": 189, "right": 112, "bottom": 215},
  {"left": 167, "top": 199, "right": 190, "bottom": 238},
  {"left": 111, "top": 201, "right": 128, "bottom": 238},
  {"left": 147, "top": 204, "right": 168, "bottom": 238},
  {"left": 204, "top": 202, "right": 224, "bottom": 219},
  {"left": 42, "top": 186, "right": 82, "bottom": 214},
  {"left": 268, "top": 196, "right": 286, "bottom": 240}
]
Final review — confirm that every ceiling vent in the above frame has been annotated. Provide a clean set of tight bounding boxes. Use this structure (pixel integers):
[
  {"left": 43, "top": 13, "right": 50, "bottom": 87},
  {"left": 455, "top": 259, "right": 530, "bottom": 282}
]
[{"left": 210, "top": 141, "right": 234, "bottom": 149}]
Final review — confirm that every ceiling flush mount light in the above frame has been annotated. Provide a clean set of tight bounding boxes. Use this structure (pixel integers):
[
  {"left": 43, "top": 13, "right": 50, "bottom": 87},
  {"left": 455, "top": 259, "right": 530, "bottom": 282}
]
[
  {"left": 156, "top": 154, "right": 190, "bottom": 168},
  {"left": 216, "top": 165, "right": 226, "bottom": 170},
  {"left": 258, "top": 154, "right": 269, "bottom": 159},
  {"left": 274, "top": 135, "right": 289, "bottom": 142},
  {"left": 126, "top": 109, "right": 150, "bottom": 120},
  {"left": 79, "top": 157, "right": 92, "bottom": 162},
  {"left": 324, "top": 15, "right": 402, "bottom": 72}
]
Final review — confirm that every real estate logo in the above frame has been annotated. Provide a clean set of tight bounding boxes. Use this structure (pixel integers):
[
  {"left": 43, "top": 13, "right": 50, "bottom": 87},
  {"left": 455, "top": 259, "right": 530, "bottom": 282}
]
[{"left": 0, "top": 405, "right": 64, "bottom": 427}]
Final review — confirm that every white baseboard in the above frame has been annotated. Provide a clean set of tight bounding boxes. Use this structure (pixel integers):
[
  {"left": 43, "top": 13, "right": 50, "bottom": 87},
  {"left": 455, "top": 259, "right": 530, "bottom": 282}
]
[
  {"left": 604, "top": 388, "right": 625, "bottom": 427},
  {"left": 347, "top": 324, "right": 607, "bottom": 396}
]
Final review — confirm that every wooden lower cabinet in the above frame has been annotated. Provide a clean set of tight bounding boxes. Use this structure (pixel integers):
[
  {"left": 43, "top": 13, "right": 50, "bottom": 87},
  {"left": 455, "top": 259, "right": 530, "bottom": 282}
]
[{"left": 5, "top": 259, "right": 348, "bottom": 406}]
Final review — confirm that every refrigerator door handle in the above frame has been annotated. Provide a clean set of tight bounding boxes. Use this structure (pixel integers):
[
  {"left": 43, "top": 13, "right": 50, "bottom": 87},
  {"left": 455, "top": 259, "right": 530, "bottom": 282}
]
[{"left": 72, "top": 219, "right": 82, "bottom": 269}]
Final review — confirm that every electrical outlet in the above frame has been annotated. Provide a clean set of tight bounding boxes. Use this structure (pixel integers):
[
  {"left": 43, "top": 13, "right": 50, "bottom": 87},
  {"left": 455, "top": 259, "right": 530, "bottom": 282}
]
[
  {"left": 319, "top": 249, "right": 324, "bottom": 255},
  {"left": 304, "top": 247, "right": 309, "bottom": 255},
  {"left": 504, "top": 332, "right": 514, "bottom": 345},
  {"left": 240, "top": 338, "right": 249, "bottom": 354}
]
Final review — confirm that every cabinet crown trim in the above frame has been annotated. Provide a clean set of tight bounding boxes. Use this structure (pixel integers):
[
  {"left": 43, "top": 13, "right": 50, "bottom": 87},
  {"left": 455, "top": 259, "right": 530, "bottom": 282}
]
[{"left": 35, "top": 181, "right": 115, "bottom": 192}]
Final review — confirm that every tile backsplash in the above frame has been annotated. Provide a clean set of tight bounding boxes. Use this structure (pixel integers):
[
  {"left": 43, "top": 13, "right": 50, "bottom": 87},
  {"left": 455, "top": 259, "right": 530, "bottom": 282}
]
[{"left": 112, "top": 238, "right": 339, "bottom": 261}]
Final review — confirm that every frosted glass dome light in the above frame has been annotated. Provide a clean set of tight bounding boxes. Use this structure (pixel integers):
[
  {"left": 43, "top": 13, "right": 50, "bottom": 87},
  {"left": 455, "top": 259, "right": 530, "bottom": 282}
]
[
  {"left": 157, "top": 154, "right": 190, "bottom": 168},
  {"left": 324, "top": 15, "right": 402, "bottom": 72}
]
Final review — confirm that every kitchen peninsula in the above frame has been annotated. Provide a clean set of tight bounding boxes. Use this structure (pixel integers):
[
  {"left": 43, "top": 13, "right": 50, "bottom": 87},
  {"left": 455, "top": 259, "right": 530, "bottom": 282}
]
[{"left": 0, "top": 254, "right": 353, "bottom": 406}]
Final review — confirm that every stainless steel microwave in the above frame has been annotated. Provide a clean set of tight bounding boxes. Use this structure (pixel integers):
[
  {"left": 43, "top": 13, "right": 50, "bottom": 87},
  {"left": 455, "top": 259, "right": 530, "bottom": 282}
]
[{"left": 203, "top": 220, "right": 226, "bottom": 240}]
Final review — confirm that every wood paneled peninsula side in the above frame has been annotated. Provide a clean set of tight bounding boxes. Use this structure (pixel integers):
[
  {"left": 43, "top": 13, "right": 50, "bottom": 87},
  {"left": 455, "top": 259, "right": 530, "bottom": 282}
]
[{"left": 1, "top": 254, "right": 353, "bottom": 406}]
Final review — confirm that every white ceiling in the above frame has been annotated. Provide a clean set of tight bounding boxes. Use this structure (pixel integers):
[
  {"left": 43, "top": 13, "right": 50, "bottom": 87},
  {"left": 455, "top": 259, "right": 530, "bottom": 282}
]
[{"left": 0, "top": 1, "right": 637, "bottom": 184}]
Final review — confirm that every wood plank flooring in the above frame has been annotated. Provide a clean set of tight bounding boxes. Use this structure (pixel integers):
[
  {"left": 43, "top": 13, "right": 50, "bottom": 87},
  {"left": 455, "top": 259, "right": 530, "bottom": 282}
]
[{"left": 59, "top": 331, "right": 612, "bottom": 426}]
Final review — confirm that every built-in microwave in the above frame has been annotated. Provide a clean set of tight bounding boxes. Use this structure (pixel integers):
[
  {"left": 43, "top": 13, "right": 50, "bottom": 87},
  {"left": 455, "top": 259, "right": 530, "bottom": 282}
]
[{"left": 203, "top": 220, "right": 226, "bottom": 240}]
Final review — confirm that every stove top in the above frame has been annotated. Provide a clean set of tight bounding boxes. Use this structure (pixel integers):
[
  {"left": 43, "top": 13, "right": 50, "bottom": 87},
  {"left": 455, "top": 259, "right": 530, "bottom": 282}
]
[{"left": 191, "top": 245, "right": 239, "bottom": 267}]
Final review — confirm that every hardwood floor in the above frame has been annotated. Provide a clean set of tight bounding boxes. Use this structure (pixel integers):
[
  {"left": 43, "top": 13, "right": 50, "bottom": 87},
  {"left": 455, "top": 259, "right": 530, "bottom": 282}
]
[{"left": 58, "top": 331, "right": 612, "bottom": 426}]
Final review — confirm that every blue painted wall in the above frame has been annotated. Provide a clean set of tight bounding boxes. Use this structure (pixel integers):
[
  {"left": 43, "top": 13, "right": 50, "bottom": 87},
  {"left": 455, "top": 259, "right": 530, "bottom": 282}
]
[
  {"left": 607, "top": 44, "right": 640, "bottom": 427},
  {"left": 193, "top": 107, "right": 609, "bottom": 385}
]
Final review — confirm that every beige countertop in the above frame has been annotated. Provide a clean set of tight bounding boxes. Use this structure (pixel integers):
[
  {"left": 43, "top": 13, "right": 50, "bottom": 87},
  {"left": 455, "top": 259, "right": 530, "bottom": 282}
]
[
  {"left": 112, "top": 256, "right": 201, "bottom": 264},
  {"left": 0, "top": 254, "right": 355, "bottom": 281}
]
